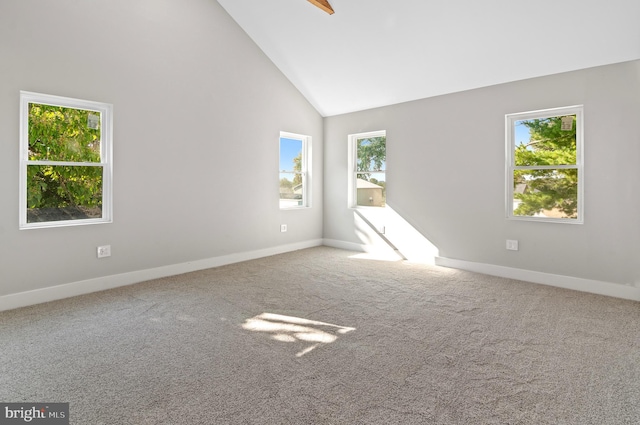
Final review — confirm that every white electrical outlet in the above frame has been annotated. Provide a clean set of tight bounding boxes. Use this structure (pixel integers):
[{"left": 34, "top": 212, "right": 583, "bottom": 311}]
[
  {"left": 506, "top": 240, "right": 519, "bottom": 251},
  {"left": 280, "top": 224, "right": 287, "bottom": 233},
  {"left": 97, "top": 245, "right": 111, "bottom": 258}
]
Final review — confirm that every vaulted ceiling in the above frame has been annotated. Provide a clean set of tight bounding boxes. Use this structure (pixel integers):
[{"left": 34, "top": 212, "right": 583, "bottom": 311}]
[{"left": 216, "top": 0, "right": 640, "bottom": 117}]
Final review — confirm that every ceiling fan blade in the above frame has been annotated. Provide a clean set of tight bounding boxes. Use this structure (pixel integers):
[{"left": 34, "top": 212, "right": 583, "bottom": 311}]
[{"left": 307, "top": 0, "right": 335, "bottom": 15}]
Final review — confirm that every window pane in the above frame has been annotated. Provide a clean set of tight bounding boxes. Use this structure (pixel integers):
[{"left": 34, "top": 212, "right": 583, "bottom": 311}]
[
  {"left": 514, "top": 116, "right": 576, "bottom": 166},
  {"left": 513, "top": 169, "right": 578, "bottom": 219},
  {"left": 26, "top": 165, "right": 103, "bottom": 223},
  {"left": 279, "top": 172, "right": 303, "bottom": 208},
  {"left": 356, "top": 172, "right": 385, "bottom": 207},
  {"left": 28, "top": 103, "right": 102, "bottom": 163},
  {"left": 357, "top": 137, "right": 386, "bottom": 172},
  {"left": 280, "top": 137, "right": 302, "bottom": 173}
]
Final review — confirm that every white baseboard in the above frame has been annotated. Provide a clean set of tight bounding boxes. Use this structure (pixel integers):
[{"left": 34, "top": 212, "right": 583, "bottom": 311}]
[
  {"left": 5, "top": 240, "right": 634, "bottom": 312},
  {"left": 435, "top": 256, "right": 640, "bottom": 302},
  {"left": 322, "top": 238, "right": 399, "bottom": 254},
  {"left": 0, "top": 239, "right": 324, "bottom": 312},
  {"left": 322, "top": 239, "right": 366, "bottom": 252}
]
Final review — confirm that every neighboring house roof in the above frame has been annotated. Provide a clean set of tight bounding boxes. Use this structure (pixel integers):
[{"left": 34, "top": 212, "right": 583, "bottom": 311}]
[
  {"left": 357, "top": 178, "right": 382, "bottom": 189},
  {"left": 514, "top": 183, "right": 527, "bottom": 194}
]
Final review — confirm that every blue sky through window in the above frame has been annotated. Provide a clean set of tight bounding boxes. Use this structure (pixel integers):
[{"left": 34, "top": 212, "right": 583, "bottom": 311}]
[
  {"left": 280, "top": 137, "right": 302, "bottom": 181},
  {"left": 515, "top": 120, "right": 531, "bottom": 148}
]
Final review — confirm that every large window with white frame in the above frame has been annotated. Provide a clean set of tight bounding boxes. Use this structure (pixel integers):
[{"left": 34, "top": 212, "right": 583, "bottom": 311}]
[
  {"left": 506, "top": 105, "right": 583, "bottom": 223},
  {"left": 348, "top": 130, "right": 386, "bottom": 208},
  {"left": 279, "top": 132, "right": 311, "bottom": 209},
  {"left": 19, "top": 91, "right": 113, "bottom": 229}
]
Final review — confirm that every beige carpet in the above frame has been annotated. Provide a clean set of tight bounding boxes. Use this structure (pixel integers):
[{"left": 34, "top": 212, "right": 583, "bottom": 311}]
[{"left": 1, "top": 246, "right": 638, "bottom": 424}]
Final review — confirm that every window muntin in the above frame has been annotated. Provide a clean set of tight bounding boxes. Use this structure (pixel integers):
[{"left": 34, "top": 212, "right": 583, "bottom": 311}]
[
  {"left": 348, "top": 131, "right": 386, "bottom": 208},
  {"left": 20, "top": 92, "right": 113, "bottom": 229},
  {"left": 279, "top": 132, "right": 310, "bottom": 209},
  {"left": 506, "top": 106, "right": 583, "bottom": 223}
]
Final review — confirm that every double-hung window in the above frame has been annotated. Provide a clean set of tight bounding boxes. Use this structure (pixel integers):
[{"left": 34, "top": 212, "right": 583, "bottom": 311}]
[
  {"left": 19, "top": 91, "right": 113, "bottom": 229},
  {"left": 279, "top": 132, "right": 310, "bottom": 209},
  {"left": 348, "top": 130, "right": 386, "bottom": 208},
  {"left": 506, "top": 105, "right": 583, "bottom": 223}
]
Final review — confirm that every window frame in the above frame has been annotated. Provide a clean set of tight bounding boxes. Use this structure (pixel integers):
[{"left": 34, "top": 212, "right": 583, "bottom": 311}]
[
  {"left": 279, "top": 131, "right": 311, "bottom": 210},
  {"left": 348, "top": 130, "right": 387, "bottom": 209},
  {"left": 505, "top": 105, "right": 584, "bottom": 224},
  {"left": 19, "top": 91, "right": 113, "bottom": 229}
]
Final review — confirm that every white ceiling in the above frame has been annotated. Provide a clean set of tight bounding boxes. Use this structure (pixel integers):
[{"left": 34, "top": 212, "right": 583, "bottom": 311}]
[{"left": 216, "top": 0, "right": 640, "bottom": 117}]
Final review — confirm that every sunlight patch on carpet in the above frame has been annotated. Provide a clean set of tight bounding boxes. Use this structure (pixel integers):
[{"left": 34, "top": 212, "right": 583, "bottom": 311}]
[{"left": 242, "top": 313, "right": 355, "bottom": 357}]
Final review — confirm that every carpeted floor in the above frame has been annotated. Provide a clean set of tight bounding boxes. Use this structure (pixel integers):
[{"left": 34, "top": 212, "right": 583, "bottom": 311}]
[{"left": 1, "top": 246, "right": 639, "bottom": 424}]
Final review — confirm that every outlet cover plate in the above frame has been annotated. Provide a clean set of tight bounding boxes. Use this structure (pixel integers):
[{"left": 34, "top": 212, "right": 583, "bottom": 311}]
[
  {"left": 97, "top": 245, "right": 111, "bottom": 258},
  {"left": 506, "top": 240, "right": 519, "bottom": 251}
]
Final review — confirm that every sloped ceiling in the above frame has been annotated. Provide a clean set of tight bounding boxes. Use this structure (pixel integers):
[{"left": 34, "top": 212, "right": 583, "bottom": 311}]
[{"left": 216, "top": 0, "right": 640, "bottom": 117}]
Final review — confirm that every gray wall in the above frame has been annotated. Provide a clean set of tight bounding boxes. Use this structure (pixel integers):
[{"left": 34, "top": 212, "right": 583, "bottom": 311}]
[
  {"left": 0, "top": 0, "right": 323, "bottom": 296},
  {"left": 324, "top": 60, "right": 640, "bottom": 286},
  {"left": 1, "top": 0, "right": 638, "bottom": 299}
]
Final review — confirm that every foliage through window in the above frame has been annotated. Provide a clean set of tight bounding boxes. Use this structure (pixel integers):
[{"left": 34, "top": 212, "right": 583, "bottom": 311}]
[
  {"left": 20, "top": 92, "right": 113, "bottom": 229},
  {"left": 506, "top": 106, "right": 583, "bottom": 223},
  {"left": 348, "top": 131, "right": 386, "bottom": 207},
  {"left": 279, "top": 132, "right": 310, "bottom": 209}
]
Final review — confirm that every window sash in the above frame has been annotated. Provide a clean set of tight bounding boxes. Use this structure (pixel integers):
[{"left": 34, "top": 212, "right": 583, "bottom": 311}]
[
  {"left": 279, "top": 132, "right": 310, "bottom": 209},
  {"left": 20, "top": 91, "right": 113, "bottom": 229},
  {"left": 348, "top": 130, "right": 386, "bottom": 208},
  {"left": 26, "top": 160, "right": 106, "bottom": 167},
  {"left": 506, "top": 105, "right": 583, "bottom": 223}
]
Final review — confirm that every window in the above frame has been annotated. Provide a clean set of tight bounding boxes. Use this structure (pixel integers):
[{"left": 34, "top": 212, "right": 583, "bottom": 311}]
[
  {"left": 279, "top": 132, "right": 310, "bottom": 209},
  {"left": 348, "top": 130, "right": 386, "bottom": 208},
  {"left": 506, "top": 105, "right": 583, "bottom": 223},
  {"left": 19, "top": 91, "right": 113, "bottom": 229}
]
